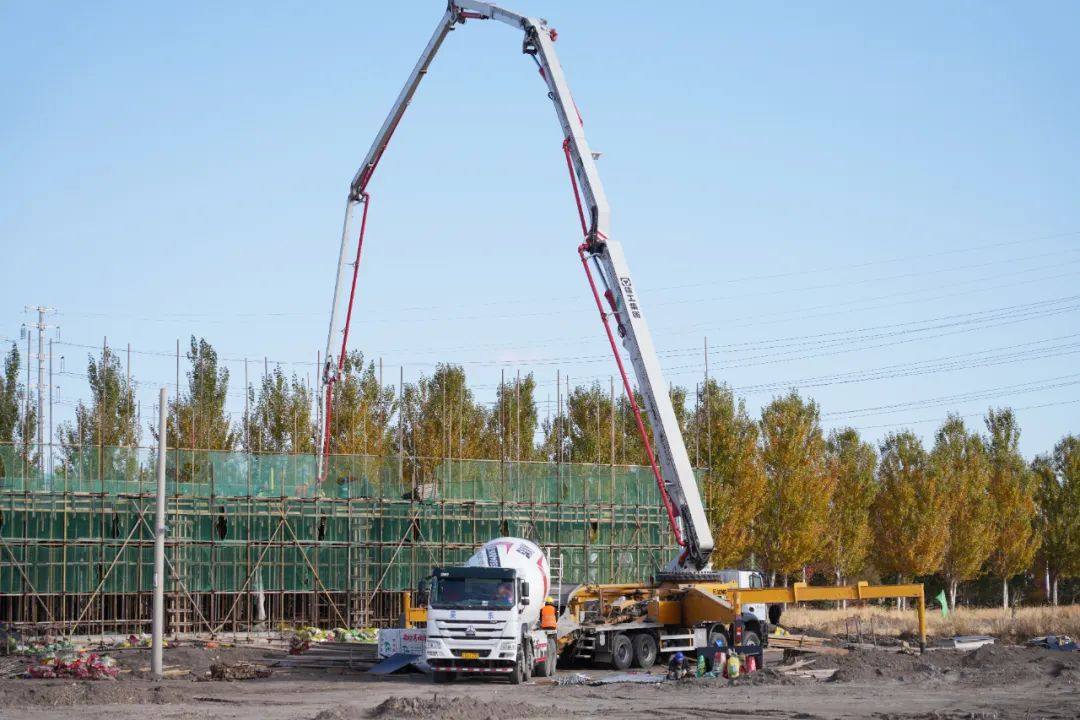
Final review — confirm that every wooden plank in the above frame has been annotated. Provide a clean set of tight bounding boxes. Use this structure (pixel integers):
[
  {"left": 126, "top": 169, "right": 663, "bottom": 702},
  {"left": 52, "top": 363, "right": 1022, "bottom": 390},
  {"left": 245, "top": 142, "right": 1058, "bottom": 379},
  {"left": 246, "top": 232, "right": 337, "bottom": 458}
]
[
  {"left": 768, "top": 635, "right": 848, "bottom": 655},
  {"left": 787, "top": 668, "right": 837, "bottom": 680},
  {"left": 773, "top": 658, "right": 817, "bottom": 673}
]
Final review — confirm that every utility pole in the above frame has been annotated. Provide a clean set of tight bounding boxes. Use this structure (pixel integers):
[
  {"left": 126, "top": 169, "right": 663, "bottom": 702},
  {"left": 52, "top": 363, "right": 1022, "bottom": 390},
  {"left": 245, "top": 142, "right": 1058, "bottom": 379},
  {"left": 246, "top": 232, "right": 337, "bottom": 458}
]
[
  {"left": 23, "top": 306, "right": 56, "bottom": 477},
  {"left": 48, "top": 339, "right": 54, "bottom": 478},
  {"left": 152, "top": 387, "right": 167, "bottom": 678}
]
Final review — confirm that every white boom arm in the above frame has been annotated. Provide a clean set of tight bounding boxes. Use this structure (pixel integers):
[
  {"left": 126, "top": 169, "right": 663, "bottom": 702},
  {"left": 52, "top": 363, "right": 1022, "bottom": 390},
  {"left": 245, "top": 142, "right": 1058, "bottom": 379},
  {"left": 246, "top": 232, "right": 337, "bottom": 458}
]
[{"left": 316, "top": 0, "right": 714, "bottom": 572}]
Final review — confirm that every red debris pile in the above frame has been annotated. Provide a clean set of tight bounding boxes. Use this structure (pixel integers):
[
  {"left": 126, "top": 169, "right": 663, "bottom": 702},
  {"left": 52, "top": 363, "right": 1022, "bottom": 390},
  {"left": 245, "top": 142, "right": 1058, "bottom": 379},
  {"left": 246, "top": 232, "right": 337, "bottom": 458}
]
[{"left": 26, "top": 652, "right": 119, "bottom": 680}]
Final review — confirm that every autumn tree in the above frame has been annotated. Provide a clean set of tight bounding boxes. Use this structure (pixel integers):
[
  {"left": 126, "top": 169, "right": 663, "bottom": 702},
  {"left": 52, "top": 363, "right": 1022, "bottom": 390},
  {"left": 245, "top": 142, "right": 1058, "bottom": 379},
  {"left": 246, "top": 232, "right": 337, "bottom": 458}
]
[
  {"left": 688, "top": 379, "right": 767, "bottom": 568},
  {"left": 984, "top": 408, "right": 1039, "bottom": 609},
  {"left": 59, "top": 345, "right": 139, "bottom": 481},
  {"left": 398, "top": 364, "right": 489, "bottom": 485},
  {"left": 563, "top": 382, "right": 613, "bottom": 465},
  {"left": 325, "top": 351, "right": 395, "bottom": 456},
  {"left": 485, "top": 373, "right": 539, "bottom": 461},
  {"left": 244, "top": 365, "right": 315, "bottom": 454},
  {"left": 823, "top": 427, "right": 878, "bottom": 587},
  {"left": 872, "top": 431, "right": 948, "bottom": 595},
  {"left": 541, "top": 383, "right": 687, "bottom": 467},
  {"left": 756, "top": 391, "right": 832, "bottom": 584},
  {"left": 539, "top": 407, "right": 568, "bottom": 463},
  {"left": 1033, "top": 435, "right": 1080, "bottom": 605},
  {"left": 163, "top": 337, "right": 238, "bottom": 451},
  {"left": 930, "top": 415, "right": 993, "bottom": 608},
  {"left": 0, "top": 345, "right": 20, "bottom": 446},
  {"left": 0, "top": 344, "right": 38, "bottom": 475}
]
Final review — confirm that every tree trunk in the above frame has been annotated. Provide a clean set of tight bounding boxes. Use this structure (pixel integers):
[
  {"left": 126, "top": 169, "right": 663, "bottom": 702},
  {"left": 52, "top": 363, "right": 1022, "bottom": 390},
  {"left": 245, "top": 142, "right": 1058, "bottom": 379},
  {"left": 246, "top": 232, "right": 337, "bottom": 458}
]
[
  {"left": 1002, "top": 577, "right": 1009, "bottom": 610},
  {"left": 1044, "top": 562, "right": 1051, "bottom": 604},
  {"left": 836, "top": 570, "right": 845, "bottom": 610},
  {"left": 781, "top": 574, "right": 788, "bottom": 588},
  {"left": 1052, "top": 577, "right": 1059, "bottom": 606},
  {"left": 897, "top": 576, "right": 905, "bottom": 611},
  {"left": 948, "top": 579, "right": 958, "bottom": 612}
]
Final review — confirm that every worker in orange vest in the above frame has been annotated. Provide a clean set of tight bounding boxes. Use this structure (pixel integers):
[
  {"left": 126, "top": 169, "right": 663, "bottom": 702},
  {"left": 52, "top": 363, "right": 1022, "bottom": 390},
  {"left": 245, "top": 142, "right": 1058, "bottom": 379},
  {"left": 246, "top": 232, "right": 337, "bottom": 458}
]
[{"left": 540, "top": 596, "right": 557, "bottom": 630}]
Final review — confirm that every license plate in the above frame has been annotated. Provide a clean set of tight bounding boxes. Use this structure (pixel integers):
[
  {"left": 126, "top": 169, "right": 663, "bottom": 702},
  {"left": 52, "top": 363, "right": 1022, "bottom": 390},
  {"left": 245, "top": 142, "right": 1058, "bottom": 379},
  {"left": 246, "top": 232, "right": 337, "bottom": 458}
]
[{"left": 460, "top": 651, "right": 479, "bottom": 659}]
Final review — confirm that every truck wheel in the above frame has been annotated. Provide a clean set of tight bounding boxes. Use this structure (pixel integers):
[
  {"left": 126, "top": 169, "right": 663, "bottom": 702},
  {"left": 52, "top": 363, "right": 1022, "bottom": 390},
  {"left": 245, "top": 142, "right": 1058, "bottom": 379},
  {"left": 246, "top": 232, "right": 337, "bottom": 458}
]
[
  {"left": 742, "top": 631, "right": 761, "bottom": 647},
  {"left": 631, "top": 633, "right": 658, "bottom": 669},
  {"left": 610, "top": 633, "right": 633, "bottom": 670},
  {"left": 509, "top": 647, "right": 525, "bottom": 684},
  {"left": 707, "top": 623, "right": 728, "bottom": 648},
  {"left": 523, "top": 641, "right": 534, "bottom": 681},
  {"left": 432, "top": 671, "right": 454, "bottom": 684}
]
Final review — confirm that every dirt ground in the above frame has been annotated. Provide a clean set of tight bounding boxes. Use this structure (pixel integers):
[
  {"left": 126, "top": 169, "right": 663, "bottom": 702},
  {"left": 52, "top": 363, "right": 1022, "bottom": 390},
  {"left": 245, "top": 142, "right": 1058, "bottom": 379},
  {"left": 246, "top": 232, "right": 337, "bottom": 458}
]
[{"left": 0, "top": 643, "right": 1076, "bottom": 720}]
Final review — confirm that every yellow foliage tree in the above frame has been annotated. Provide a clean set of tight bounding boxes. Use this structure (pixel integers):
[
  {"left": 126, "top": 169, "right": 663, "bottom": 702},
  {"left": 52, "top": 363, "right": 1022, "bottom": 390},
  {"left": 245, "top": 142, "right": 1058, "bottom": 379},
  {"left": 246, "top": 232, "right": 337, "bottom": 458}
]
[
  {"left": 327, "top": 351, "right": 395, "bottom": 456},
  {"left": 1033, "top": 435, "right": 1080, "bottom": 605},
  {"left": 756, "top": 391, "right": 832, "bottom": 583},
  {"left": 823, "top": 428, "right": 878, "bottom": 586},
  {"left": 984, "top": 408, "right": 1039, "bottom": 609},
  {"left": 398, "top": 364, "right": 490, "bottom": 488},
  {"left": 930, "top": 414, "right": 994, "bottom": 609},
  {"left": 872, "top": 431, "right": 948, "bottom": 589},
  {"left": 689, "top": 380, "right": 767, "bottom": 568}
]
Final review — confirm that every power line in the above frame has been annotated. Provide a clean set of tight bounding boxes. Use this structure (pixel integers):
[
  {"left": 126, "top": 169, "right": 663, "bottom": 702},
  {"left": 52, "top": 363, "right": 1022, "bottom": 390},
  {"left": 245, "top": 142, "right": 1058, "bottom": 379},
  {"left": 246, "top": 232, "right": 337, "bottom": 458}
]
[
  {"left": 847, "top": 398, "right": 1080, "bottom": 432},
  {"left": 644, "top": 230, "right": 1080, "bottom": 294},
  {"left": 45, "top": 291, "right": 1079, "bottom": 399},
  {"left": 40, "top": 255, "right": 1080, "bottom": 366},
  {"left": 52, "top": 233, "right": 1080, "bottom": 323},
  {"left": 822, "top": 372, "right": 1080, "bottom": 420},
  {"left": 329, "top": 264, "right": 1080, "bottom": 357},
  {"left": 732, "top": 333, "right": 1080, "bottom": 395},
  {"left": 47, "top": 292, "right": 1077, "bottom": 387},
  {"left": 650, "top": 248, "right": 1080, "bottom": 310}
]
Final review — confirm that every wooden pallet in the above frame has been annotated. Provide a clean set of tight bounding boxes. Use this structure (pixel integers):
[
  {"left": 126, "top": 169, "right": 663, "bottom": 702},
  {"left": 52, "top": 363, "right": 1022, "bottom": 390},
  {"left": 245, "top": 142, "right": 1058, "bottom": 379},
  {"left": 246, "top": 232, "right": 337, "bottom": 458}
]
[{"left": 768, "top": 633, "right": 848, "bottom": 656}]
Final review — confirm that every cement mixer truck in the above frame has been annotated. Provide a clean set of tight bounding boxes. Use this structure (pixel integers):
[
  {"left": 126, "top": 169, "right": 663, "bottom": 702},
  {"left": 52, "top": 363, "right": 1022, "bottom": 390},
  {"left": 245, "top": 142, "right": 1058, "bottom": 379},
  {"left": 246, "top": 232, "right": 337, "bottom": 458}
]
[{"left": 424, "top": 538, "right": 556, "bottom": 684}]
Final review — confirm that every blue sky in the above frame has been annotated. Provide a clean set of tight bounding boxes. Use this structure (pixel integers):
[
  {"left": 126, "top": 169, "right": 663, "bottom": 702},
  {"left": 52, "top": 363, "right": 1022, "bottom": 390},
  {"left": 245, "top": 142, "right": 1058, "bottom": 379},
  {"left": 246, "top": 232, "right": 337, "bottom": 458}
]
[{"left": 2, "top": 1, "right": 1077, "bottom": 459}]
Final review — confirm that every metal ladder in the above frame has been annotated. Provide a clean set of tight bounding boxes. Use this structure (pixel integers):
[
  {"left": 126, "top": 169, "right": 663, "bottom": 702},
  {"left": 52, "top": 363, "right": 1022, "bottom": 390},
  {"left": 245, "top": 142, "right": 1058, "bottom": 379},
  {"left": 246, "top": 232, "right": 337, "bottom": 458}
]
[{"left": 544, "top": 546, "right": 564, "bottom": 607}]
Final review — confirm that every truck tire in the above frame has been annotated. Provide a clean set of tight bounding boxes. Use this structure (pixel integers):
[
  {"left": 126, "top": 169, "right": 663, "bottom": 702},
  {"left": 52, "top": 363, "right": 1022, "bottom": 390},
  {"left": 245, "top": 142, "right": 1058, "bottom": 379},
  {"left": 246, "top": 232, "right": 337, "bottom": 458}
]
[
  {"left": 523, "top": 640, "right": 534, "bottom": 681},
  {"left": 432, "top": 670, "right": 454, "bottom": 684},
  {"left": 509, "top": 647, "right": 525, "bottom": 684},
  {"left": 631, "top": 633, "right": 658, "bottom": 669},
  {"left": 610, "top": 633, "right": 633, "bottom": 670},
  {"left": 742, "top": 630, "right": 761, "bottom": 647},
  {"left": 707, "top": 623, "right": 728, "bottom": 648}
]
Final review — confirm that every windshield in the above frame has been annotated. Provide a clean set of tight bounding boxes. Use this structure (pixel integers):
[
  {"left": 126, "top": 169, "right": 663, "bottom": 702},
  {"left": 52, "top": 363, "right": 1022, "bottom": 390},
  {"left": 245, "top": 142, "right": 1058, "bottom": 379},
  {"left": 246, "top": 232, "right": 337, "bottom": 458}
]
[{"left": 431, "top": 576, "right": 515, "bottom": 609}]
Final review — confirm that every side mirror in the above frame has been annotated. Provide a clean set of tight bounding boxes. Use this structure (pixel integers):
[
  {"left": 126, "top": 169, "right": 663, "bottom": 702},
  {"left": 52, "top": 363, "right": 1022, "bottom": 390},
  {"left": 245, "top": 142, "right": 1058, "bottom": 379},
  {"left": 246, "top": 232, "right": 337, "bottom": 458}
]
[
  {"left": 521, "top": 597, "right": 530, "bottom": 606},
  {"left": 521, "top": 581, "right": 530, "bottom": 604}
]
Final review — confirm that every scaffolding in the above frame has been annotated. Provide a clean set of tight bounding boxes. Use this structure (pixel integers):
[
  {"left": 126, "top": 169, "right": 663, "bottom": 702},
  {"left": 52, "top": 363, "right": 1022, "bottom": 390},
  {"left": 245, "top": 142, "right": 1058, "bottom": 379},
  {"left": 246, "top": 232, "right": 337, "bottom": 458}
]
[{"left": 0, "top": 443, "right": 674, "bottom": 636}]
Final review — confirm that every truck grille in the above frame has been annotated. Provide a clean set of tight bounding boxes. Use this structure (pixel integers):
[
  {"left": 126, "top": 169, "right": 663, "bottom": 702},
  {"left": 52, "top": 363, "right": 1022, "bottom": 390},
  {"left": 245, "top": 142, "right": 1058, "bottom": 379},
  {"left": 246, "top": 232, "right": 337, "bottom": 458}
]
[{"left": 436, "top": 619, "right": 503, "bottom": 640}]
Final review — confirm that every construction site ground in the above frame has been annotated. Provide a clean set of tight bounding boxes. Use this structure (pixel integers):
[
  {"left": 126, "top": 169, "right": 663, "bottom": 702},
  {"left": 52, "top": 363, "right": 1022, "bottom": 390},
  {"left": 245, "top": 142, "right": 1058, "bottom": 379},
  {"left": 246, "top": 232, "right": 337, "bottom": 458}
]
[{"left": 0, "top": 641, "right": 1077, "bottom": 720}]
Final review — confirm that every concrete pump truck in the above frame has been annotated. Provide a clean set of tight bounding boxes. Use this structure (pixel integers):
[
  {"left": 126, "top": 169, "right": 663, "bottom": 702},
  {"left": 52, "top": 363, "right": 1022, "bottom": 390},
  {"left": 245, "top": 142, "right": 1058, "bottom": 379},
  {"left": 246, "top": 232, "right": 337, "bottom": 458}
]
[{"left": 315, "top": 0, "right": 930, "bottom": 681}]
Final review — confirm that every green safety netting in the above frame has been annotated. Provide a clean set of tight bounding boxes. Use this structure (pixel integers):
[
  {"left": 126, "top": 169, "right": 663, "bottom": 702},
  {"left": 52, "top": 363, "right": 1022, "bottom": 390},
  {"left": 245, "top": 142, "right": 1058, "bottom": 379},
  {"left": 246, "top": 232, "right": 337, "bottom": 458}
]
[{"left": 0, "top": 445, "right": 677, "bottom": 595}]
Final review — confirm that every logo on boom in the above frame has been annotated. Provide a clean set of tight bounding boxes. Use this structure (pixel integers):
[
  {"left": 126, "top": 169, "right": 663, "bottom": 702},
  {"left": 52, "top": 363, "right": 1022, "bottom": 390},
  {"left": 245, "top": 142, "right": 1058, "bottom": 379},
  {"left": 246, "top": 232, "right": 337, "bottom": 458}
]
[{"left": 620, "top": 277, "right": 642, "bottom": 319}]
